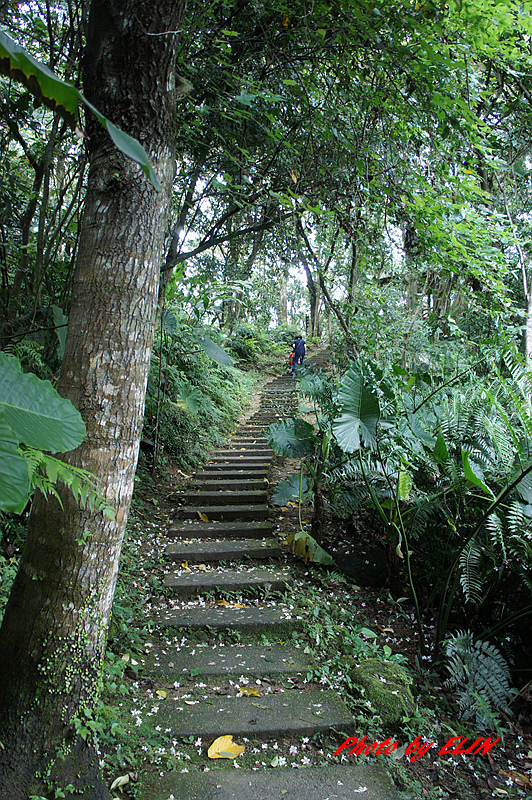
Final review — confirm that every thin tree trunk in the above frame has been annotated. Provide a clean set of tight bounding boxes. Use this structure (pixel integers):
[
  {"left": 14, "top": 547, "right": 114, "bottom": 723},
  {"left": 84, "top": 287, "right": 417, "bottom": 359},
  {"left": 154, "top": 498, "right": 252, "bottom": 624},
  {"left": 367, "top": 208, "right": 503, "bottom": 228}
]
[
  {"left": 0, "top": 2, "right": 184, "bottom": 797},
  {"left": 279, "top": 271, "right": 288, "bottom": 323}
]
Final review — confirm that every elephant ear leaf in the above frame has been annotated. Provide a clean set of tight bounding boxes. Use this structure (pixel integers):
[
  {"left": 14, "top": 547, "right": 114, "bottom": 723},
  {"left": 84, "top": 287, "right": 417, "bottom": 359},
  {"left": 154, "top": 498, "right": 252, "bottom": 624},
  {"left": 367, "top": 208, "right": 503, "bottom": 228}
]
[
  {"left": 266, "top": 418, "right": 316, "bottom": 458},
  {"left": 0, "top": 30, "right": 161, "bottom": 191},
  {"left": 271, "top": 474, "right": 312, "bottom": 505},
  {"left": 0, "top": 410, "right": 29, "bottom": 514},
  {"left": 333, "top": 366, "right": 380, "bottom": 453},
  {"left": 0, "top": 353, "right": 85, "bottom": 452},
  {"left": 0, "top": 29, "right": 79, "bottom": 124}
]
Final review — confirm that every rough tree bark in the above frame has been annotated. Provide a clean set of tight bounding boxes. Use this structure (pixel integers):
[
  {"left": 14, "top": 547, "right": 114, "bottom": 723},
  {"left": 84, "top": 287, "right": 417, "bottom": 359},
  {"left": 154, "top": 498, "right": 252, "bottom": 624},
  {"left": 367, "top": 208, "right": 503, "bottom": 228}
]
[{"left": 0, "top": 1, "right": 185, "bottom": 798}]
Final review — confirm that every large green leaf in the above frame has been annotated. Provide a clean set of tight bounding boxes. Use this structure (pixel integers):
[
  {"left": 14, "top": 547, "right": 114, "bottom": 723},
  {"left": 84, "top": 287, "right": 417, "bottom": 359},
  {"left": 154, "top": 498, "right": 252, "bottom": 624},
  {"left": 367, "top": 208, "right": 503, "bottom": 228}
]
[
  {"left": 0, "top": 410, "right": 29, "bottom": 513},
  {"left": 407, "top": 412, "right": 435, "bottom": 446},
  {"left": 286, "top": 530, "right": 336, "bottom": 566},
  {"left": 195, "top": 333, "right": 234, "bottom": 367},
  {"left": 271, "top": 474, "right": 311, "bottom": 506},
  {"left": 0, "top": 353, "right": 85, "bottom": 452},
  {"left": 266, "top": 418, "right": 316, "bottom": 458},
  {"left": 0, "top": 30, "right": 161, "bottom": 191},
  {"left": 52, "top": 305, "right": 68, "bottom": 359},
  {"left": 332, "top": 366, "right": 380, "bottom": 453},
  {"left": 433, "top": 432, "right": 450, "bottom": 465},
  {"left": 461, "top": 449, "right": 494, "bottom": 498}
]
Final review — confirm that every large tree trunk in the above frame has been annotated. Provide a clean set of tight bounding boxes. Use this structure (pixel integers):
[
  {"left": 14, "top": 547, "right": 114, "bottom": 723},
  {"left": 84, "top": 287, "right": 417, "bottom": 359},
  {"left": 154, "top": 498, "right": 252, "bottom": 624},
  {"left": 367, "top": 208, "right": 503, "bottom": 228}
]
[{"left": 0, "top": 2, "right": 184, "bottom": 798}]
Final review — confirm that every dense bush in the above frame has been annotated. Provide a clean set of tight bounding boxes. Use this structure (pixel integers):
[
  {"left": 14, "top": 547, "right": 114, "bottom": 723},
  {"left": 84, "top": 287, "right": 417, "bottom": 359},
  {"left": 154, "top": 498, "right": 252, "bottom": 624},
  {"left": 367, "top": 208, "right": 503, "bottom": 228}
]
[{"left": 142, "top": 325, "right": 255, "bottom": 469}]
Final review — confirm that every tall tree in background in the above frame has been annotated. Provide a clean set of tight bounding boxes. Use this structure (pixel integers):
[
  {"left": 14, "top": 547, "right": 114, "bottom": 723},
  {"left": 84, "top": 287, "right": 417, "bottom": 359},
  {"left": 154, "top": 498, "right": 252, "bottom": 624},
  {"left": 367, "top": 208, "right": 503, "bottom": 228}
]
[{"left": 0, "top": 1, "right": 185, "bottom": 797}]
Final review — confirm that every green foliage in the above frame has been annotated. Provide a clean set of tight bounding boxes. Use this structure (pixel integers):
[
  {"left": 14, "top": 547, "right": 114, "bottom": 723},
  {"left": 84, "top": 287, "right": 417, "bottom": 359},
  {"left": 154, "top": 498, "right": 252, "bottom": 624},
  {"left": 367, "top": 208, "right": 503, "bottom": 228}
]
[
  {"left": 285, "top": 529, "right": 336, "bottom": 566},
  {"left": 0, "top": 352, "right": 85, "bottom": 451},
  {"left": 0, "top": 30, "right": 161, "bottom": 189},
  {"left": 20, "top": 447, "right": 114, "bottom": 520},
  {"left": 332, "top": 365, "right": 381, "bottom": 452},
  {"left": 0, "top": 353, "right": 86, "bottom": 513},
  {"left": 443, "top": 630, "right": 515, "bottom": 731},
  {"left": 143, "top": 320, "right": 254, "bottom": 468},
  {"left": 266, "top": 418, "right": 316, "bottom": 458},
  {"left": 271, "top": 473, "right": 311, "bottom": 505}
]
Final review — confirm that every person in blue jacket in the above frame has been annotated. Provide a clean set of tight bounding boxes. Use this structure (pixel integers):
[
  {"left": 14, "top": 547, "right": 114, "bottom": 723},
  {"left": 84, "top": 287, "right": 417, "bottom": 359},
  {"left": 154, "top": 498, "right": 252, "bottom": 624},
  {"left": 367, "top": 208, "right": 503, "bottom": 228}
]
[{"left": 292, "top": 334, "right": 306, "bottom": 371}]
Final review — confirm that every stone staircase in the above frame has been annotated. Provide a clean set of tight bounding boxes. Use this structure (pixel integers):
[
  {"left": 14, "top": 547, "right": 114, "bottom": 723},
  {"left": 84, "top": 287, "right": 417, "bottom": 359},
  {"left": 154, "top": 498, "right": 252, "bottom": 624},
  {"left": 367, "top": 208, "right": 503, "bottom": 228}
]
[{"left": 138, "top": 354, "right": 399, "bottom": 799}]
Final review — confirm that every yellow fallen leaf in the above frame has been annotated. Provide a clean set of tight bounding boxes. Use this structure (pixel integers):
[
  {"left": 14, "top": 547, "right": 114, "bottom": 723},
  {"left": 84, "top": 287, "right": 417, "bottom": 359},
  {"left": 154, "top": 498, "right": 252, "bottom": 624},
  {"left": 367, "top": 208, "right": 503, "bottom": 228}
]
[
  {"left": 396, "top": 543, "right": 404, "bottom": 559},
  {"left": 281, "top": 506, "right": 289, "bottom": 511},
  {"left": 155, "top": 689, "right": 167, "bottom": 699},
  {"left": 500, "top": 771, "right": 532, "bottom": 789},
  {"left": 121, "top": 653, "right": 130, "bottom": 663},
  {"left": 218, "top": 599, "right": 231, "bottom": 606},
  {"left": 110, "top": 774, "right": 130, "bottom": 791},
  {"left": 181, "top": 560, "right": 188, "bottom": 569},
  {"left": 207, "top": 735, "right": 245, "bottom": 759},
  {"left": 197, "top": 511, "right": 209, "bottom": 522},
  {"left": 238, "top": 686, "right": 261, "bottom": 697}
]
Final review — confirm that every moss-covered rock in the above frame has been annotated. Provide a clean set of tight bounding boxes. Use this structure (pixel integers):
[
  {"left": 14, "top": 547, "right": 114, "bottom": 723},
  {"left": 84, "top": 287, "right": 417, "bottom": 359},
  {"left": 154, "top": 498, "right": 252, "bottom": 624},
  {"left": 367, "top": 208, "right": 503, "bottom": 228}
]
[{"left": 348, "top": 658, "right": 416, "bottom": 728}]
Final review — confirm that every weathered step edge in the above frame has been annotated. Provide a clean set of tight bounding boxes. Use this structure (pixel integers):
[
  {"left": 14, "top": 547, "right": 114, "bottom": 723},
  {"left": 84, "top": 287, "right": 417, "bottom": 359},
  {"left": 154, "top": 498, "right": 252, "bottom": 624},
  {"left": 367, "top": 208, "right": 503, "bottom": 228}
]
[
  {"left": 167, "top": 520, "right": 273, "bottom": 539},
  {"left": 164, "top": 538, "right": 282, "bottom": 561},
  {"left": 163, "top": 568, "right": 292, "bottom": 596},
  {"left": 151, "top": 606, "right": 303, "bottom": 632}
]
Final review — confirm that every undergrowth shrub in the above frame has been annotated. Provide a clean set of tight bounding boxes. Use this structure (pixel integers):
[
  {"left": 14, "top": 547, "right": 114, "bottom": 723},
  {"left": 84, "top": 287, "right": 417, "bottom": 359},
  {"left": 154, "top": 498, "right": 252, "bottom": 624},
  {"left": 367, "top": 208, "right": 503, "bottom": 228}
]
[{"left": 443, "top": 630, "right": 515, "bottom": 732}]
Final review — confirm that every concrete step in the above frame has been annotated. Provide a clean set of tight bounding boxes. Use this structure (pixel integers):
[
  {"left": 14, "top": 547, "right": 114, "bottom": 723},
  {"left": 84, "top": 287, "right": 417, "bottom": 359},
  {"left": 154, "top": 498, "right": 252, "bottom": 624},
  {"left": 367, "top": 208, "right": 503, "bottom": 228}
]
[
  {"left": 198, "top": 463, "right": 270, "bottom": 474},
  {"left": 214, "top": 448, "right": 274, "bottom": 458},
  {"left": 164, "top": 538, "right": 282, "bottom": 562},
  {"left": 139, "top": 642, "right": 313, "bottom": 677},
  {"left": 152, "top": 605, "right": 302, "bottom": 632},
  {"left": 179, "top": 490, "right": 269, "bottom": 506},
  {"left": 176, "top": 504, "right": 270, "bottom": 521},
  {"left": 168, "top": 520, "right": 273, "bottom": 539},
  {"left": 137, "top": 687, "right": 354, "bottom": 739},
  {"left": 188, "top": 478, "right": 268, "bottom": 491},
  {"left": 206, "top": 455, "right": 271, "bottom": 466},
  {"left": 163, "top": 567, "right": 291, "bottom": 596},
  {"left": 226, "top": 439, "right": 269, "bottom": 448},
  {"left": 139, "top": 764, "right": 399, "bottom": 800}
]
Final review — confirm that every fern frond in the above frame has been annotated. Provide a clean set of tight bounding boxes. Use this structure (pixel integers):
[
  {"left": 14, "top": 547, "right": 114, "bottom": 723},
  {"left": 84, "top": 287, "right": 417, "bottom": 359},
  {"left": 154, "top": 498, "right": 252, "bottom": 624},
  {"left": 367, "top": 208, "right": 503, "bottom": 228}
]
[
  {"left": 18, "top": 448, "right": 115, "bottom": 520},
  {"left": 444, "top": 630, "right": 515, "bottom": 730},
  {"left": 459, "top": 539, "right": 483, "bottom": 604},
  {"left": 485, "top": 513, "right": 507, "bottom": 562}
]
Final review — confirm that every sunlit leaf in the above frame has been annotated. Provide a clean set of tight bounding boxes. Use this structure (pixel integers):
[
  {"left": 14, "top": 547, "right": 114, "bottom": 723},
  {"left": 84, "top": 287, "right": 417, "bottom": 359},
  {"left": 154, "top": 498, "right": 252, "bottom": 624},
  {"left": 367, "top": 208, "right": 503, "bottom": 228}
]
[
  {"left": 156, "top": 689, "right": 167, "bottom": 699},
  {"left": 110, "top": 775, "right": 130, "bottom": 791},
  {"left": 207, "top": 735, "right": 245, "bottom": 759},
  {"left": 398, "top": 467, "right": 412, "bottom": 500},
  {"left": 238, "top": 686, "right": 261, "bottom": 697},
  {"left": 286, "top": 530, "right": 335, "bottom": 565},
  {"left": 197, "top": 511, "right": 209, "bottom": 522}
]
